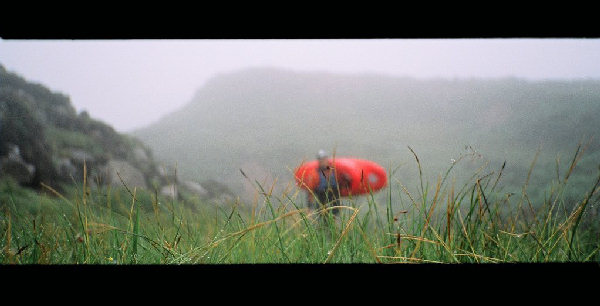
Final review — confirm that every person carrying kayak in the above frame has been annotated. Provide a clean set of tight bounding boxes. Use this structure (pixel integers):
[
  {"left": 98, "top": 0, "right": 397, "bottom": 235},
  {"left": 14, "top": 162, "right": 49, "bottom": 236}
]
[{"left": 307, "top": 149, "right": 351, "bottom": 217}]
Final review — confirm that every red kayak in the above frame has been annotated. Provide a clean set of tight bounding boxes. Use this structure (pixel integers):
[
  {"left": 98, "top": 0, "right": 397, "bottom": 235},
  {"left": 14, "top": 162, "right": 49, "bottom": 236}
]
[{"left": 294, "top": 157, "right": 387, "bottom": 196}]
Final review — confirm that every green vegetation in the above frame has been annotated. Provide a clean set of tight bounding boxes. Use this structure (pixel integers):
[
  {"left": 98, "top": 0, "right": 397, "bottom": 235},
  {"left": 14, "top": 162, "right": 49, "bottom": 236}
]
[{"left": 1, "top": 146, "right": 598, "bottom": 264}]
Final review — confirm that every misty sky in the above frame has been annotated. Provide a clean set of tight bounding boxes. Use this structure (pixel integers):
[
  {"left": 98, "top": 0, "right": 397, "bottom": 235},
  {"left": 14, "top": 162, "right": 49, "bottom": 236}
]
[{"left": 1, "top": 39, "right": 599, "bottom": 132}]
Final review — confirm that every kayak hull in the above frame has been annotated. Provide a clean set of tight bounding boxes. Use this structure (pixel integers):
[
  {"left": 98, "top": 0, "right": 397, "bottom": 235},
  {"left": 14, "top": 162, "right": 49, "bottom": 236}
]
[{"left": 294, "top": 157, "right": 387, "bottom": 196}]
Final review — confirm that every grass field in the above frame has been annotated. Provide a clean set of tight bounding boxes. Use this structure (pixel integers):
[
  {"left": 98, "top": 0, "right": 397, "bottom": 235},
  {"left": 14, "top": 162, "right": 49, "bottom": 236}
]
[{"left": 1, "top": 146, "right": 599, "bottom": 264}]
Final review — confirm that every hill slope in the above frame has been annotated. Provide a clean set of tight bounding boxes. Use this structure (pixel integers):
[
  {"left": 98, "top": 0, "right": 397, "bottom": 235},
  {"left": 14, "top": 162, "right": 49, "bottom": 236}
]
[
  {"left": 0, "top": 64, "right": 167, "bottom": 191},
  {"left": 133, "top": 67, "right": 600, "bottom": 202},
  {"left": 0, "top": 64, "right": 233, "bottom": 204}
]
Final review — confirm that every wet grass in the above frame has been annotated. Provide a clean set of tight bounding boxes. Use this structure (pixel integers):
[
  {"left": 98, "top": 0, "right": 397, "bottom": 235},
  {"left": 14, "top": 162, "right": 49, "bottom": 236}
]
[{"left": 1, "top": 146, "right": 599, "bottom": 264}]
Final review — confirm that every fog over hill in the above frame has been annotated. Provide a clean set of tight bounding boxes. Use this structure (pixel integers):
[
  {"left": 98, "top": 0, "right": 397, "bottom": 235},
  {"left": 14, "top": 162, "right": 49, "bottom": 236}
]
[{"left": 133, "top": 67, "right": 600, "bottom": 204}]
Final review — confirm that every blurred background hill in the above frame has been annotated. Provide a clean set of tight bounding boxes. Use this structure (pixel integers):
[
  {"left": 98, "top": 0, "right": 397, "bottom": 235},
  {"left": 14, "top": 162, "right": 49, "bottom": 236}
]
[{"left": 133, "top": 67, "right": 600, "bottom": 206}]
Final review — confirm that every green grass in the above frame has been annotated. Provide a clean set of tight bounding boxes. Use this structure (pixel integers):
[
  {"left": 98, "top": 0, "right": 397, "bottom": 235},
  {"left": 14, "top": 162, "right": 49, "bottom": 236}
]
[
  {"left": 1, "top": 146, "right": 599, "bottom": 264},
  {"left": 46, "top": 127, "right": 106, "bottom": 158}
]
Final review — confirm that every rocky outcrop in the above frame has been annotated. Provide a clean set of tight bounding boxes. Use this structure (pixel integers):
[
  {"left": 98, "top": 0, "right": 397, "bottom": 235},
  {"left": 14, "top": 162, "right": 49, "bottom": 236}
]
[
  {"left": 69, "top": 149, "right": 95, "bottom": 165},
  {"left": 0, "top": 145, "right": 36, "bottom": 184},
  {"left": 160, "top": 184, "right": 177, "bottom": 199},
  {"left": 100, "top": 159, "right": 148, "bottom": 189},
  {"left": 152, "top": 169, "right": 231, "bottom": 203},
  {"left": 181, "top": 180, "right": 208, "bottom": 197},
  {"left": 57, "top": 158, "right": 77, "bottom": 181},
  {"left": 0, "top": 65, "right": 160, "bottom": 190},
  {"left": 198, "top": 179, "right": 235, "bottom": 202},
  {"left": 1, "top": 65, "right": 239, "bottom": 205},
  {"left": 133, "top": 146, "right": 150, "bottom": 164}
]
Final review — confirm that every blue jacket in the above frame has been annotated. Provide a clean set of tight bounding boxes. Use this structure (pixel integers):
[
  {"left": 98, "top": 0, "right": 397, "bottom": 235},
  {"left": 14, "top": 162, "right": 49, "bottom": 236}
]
[{"left": 316, "top": 167, "right": 338, "bottom": 193}]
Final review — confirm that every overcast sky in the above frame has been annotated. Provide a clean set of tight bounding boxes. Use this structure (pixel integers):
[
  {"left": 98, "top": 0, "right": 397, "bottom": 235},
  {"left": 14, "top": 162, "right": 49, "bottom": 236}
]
[{"left": 1, "top": 39, "right": 599, "bottom": 132}]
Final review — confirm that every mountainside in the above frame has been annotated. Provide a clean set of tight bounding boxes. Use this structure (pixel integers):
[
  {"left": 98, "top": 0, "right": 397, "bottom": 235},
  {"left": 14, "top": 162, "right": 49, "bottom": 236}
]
[
  {"left": 0, "top": 64, "right": 232, "bottom": 203},
  {"left": 133, "top": 67, "right": 600, "bottom": 202},
  {"left": 0, "top": 64, "right": 161, "bottom": 190}
]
